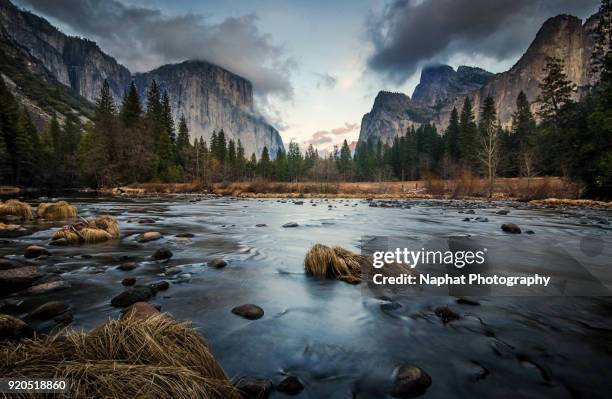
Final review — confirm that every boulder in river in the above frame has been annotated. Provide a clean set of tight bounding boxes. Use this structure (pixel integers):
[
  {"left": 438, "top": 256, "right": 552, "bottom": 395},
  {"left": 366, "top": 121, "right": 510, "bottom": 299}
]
[
  {"left": 118, "top": 262, "right": 138, "bottom": 271},
  {"left": 391, "top": 365, "right": 432, "bottom": 398},
  {"left": 111, "top": 286, "right": 154, "bottom": 307},
  {"left": 122, "top": 277, "right": 136, "bottom": 286},
  {"left": 137, "top": 231, "right": 162, "bottom": 243},
  {"left": 24, "top": 245, "right": 50, "bottom": 259},
  {"left": 276, "top": 375, "right": 304, "bottom": 395},
  {"left": 282, "top": 222, "right": 298, "bottom": 228},
  {"left": 149, "top": 281, "right": 170, "bottom": 292},
  {"left": 28, "top": 301, "right": 70, "bottom": 320},
  {"left": 0, "top": 266, "right": 43, "bottom": 292},
  {"left": 208, "top": 258, "right": 227, "bottom": 269},
  {"left": 501, "top": 223, "right": 521, "bottom": 234},
  {"left": 231, "top": 304, "right": 264, "bottom": 320},
  {"left": 233, "top": 376, "right": 273, "bottom": 399},
  {"left": 152, "top": 248, "right": 173, "bottom": 261},
  {"left": 0, "top": 314, "right": 32, "bottom": 341},
  {"left": 24, "top": 280, "right": 70, "bottom": 295}
]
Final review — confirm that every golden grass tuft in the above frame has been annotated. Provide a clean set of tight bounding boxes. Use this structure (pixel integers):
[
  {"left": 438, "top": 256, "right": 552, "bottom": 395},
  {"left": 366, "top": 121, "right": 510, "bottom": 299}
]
[
  {"left": 36, "top": 201, "right": 78, "bottom": 220},
  {"left": 0, "top": 313, "right": 239, "bottom": 399},
  {"left": 0, "top": 199, "right": 33, "bottom": 220},
  {"left": 304, "top": 244, "right": 365, "bottom": 282},
  {"left": 52, "top": 215, "right": 120, "bottom": 244}
]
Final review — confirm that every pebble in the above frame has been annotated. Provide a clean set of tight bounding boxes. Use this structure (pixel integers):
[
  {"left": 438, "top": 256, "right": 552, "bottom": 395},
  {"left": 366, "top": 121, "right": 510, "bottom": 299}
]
[{"left": 501, "top": 223, "right": 521, "bottom": 234}]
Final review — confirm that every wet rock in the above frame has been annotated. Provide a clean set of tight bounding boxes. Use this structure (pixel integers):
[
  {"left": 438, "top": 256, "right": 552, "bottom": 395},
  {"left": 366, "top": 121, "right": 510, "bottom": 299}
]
[
  {"left": 232, "top": 304, "right": 264, "bottom": 320},
  {"left": 165, "top": 267, "right": 181, "bottom": 276},
  {"left": 152, "top": 248, "right": 173, "bottom": 260},
  {"left": 525, "top": 230, "right": 535, "bottom": 235},
  {"left": 121, "top": 302, "right": 160, "bottom": 320},
  {"left": 456, "top": 298, "right": 480, "bottom": 306},
  {"left": 24, "top": 280, "right": 70, "bottom": 295},
  {"left": 434, "top": 306, "right": 460, "bottom": 324},
  {"left": 475, "top": 217, "right": 489, "bottom": 222},
  {"left": 391, "top": 365, "right": 432, "bottom": 398},
  {"left": 282, "top": 222, "right": 298, "bottom": 228},
  {"left": 501, "top": 223, "right": 521, "bottom": 234},
  {"left": 256, "top": 224, "right": 267, "bottom": 227},
  {"left": 294, "top": 201, "right": 304, "bottom": 205},
  {"left": 465, "top": 209, "right": 475, "bottom": 214},
  {"left": 118, "top": 262, "right": 138, "bottom": 271},
  {"left": 138, "top": 218, "right": 157, "bottom": 224},
  {"left": 149, "top": 280, "right": 170, "bottom": 292},
  {"left": 54, "top": 312, "right": 74, "bottom": 325},
  {"left": 137, "top": 231, "right": 162, "bottom": 243},
  {"left": 24, "top": 245, "right": 50, "bottom": 259},
  {"left": 28, "top": 301, "right": 70, "bottom": 320},
  {"left": 462, "top": 217, "right": 471, "bottom": 222},
  {"left": 0, "top": 314, "right": 32, "bottom": 341},
  {"left": 0, "top": 266, "right": 43, "bottom": 292},
  {"left": 233, "top": 376, "right": 273, "bottom": 399},
  {"left": 122, "top": 277, "right": 136, "bottom": 286},
  {"left": 496, "top": 210, "right": 509, "bottom": 215},
  {"left": 110, "top": 286, "right": 154, "bottom": 307},
  {"left": 208, "top": 258, "right": 227, "bottom": 269},
  {"left": 0, "top": 257, "right": 30, "bottom": 270},
  {"left": 175, "top": 233, "right": 195, "bottom": 238},
  {"left": 276, "top": 375, "right": 304, "bottom": 395}
]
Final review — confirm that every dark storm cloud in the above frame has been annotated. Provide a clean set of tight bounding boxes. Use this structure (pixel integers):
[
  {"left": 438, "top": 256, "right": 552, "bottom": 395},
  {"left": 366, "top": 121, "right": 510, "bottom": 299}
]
[
  {"left": 15, "top": 0, "right": 294, "bottom": 99},
  {"left": 367, "top": 0, "right": 600, "bottom": 82}
]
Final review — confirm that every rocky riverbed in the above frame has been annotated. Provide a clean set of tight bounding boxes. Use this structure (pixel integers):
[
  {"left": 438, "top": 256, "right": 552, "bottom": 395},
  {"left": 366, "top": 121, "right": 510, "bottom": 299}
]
[{"left": 1, "top": 195, "right": 611, "bottom": 398}]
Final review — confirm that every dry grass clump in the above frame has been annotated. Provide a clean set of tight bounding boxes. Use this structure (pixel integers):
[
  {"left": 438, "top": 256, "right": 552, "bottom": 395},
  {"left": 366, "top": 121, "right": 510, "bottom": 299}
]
[
  {"left": 0, "top": 314, "right": 239, "bottom": 399},
  {"left": 52, "top": 215, "right": 120, "bottom": 244},
  {"left": 530, "top": 198, "right": 611, "bottom": 208},
  {"left": 304, "top": 244, "right": 366, "bottom": 283},
  {"left": 36, "top": 201, "right": 78, "bottom": 220},
  {"left": 0, "top": 199, "right": 33, "bottom": 220}
]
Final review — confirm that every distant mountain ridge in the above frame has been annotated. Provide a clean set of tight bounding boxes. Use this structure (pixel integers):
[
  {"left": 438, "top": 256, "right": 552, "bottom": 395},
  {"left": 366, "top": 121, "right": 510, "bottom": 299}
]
[
  {"left": 359, "top": 12, "right": 599, "bottom": 144},
  {"left": 0, "top": 0, "right": 284, "bottom": 157}
]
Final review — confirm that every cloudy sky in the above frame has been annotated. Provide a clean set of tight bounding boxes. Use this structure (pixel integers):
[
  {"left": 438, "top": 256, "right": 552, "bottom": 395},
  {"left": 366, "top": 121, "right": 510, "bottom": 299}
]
[{"left": 14, "top": 0, "right": 599, "bottom": 151}]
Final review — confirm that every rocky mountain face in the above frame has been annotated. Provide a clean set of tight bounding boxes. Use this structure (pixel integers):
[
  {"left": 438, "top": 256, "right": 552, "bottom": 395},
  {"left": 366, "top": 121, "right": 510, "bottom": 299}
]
[
  {"left": 359, "top": 91, "right": 432, "bottom": 145},
  {"left": 134, "top": 61, "right": 284, "bottom": 158},
  {"left": 359, "top": 13, "right": 598, "bottom": 144},
  {"left": 412, "top": 65, "right": 493, "bottom": 109},
  {"left": 0, "top": 0, "right": 283, "bottom": 156}
]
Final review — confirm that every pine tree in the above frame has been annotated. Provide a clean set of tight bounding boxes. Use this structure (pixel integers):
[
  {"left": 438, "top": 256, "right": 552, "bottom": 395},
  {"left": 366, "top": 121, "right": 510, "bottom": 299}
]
[
  {"left": 0, "top": 76, "right": 21, "bottom": 182},
  {"left": 338, "top": 139, "right": 352, "bottom": 180},
  {"left": 287, "top": 142, "right": 303, "bottom": 181},
  {"left": 510, "top": 91, "right": 537, "bottom": 178},
  {"left": 96, "top": 80, "right": 116, "bottom": 116},
  {"left": 537, "top": 57, "right": 575, "bottom": 123},
  {"left": 236, "top": 139, "right": 246, "bottom": 179},
  {"left": 120, "top": 81, "right": 141, "bottom": 128},
  {"left": 258, "top": 146, "right": 271, "bottom": 178},
  {"left": 444, "top": 107, "right": 461, "bottom": 161},
  {"left": 161, "top": 91, "right": 175, "bottom": 142},
  {"left": 13, "top": 109, "right": 36, "bottom": 185},
  {"left": 0, "top": 127, "right": 10, "bottom": 184},
  {"left": 458, "top": 97, "right": 478, "bottom": 168}
]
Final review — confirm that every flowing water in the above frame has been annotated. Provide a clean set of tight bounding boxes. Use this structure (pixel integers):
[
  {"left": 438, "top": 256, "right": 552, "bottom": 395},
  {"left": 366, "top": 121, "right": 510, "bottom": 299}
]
[{"left": 1, "top": 195, "right": 611, "bottom": 398}]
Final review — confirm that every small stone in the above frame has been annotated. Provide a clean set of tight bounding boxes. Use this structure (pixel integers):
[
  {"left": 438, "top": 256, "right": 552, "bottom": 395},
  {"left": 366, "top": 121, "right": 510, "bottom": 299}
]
[
  {"left": 232, "top": 304, "right": 264, "bottom": 320},
  {"left": 137, "top": 231, "right": 162, "bottom": 243},
  {"left": 465, "top": 209, "right": 475, "bottom": 214},
  {"left": 149, "top": 280, "right": 170, "bottom": 292},
  {"left": 525, "top": 230, "right": 535, "bottom": 234},
  {"left": 118, "top": 262, "right": 138, "bottom": 271},
  {"left": 501, "top": 223, "right": 521, "bottom": 234},
  {"left": 175, "top": 233, "right": 195, "bottom": 238},
  {"left": 233, "top": 376, "right": 273, "bottom": 399},
  {"left": 24, "top": 245, "right": 50, "bottom": 259},
  {"left": 462, "top": 217, "right": 471, "bottom": 222},
  {"left": 294, "top": 201, "right": 304, "bottom": 205},
  {"left": 391, "top": 365, "right": 432, "bottom": 398},
  {"left": 122, "top": 277, "right": 136, "bottom": 286},
  {"left": 138, "top": 218, "right": 156, "bottom": 224},
  {"left": 475, "top": 217, "right": 489, "bottom": 222},
  {"left": 165, "top": 267, "right": 180, "bottom": 276},
  {"left": 208, "top": 258, "right": 227, "bottom": 269},
  {"left": 111, "top": 286, "right": 154, "bottom": 307},
  {"left": 282, "top": 222, "right": 298, "bottom": 228},
  {"left": 434, "top": 306, "right": 460, "bottom": 324},
  {"left": 24, "top": 280, "right": 70, "bottom": 295},
  {"left": 28, "top": 301, "right": 70, "bottom": 319},
  {"left": 152, "top": 248, "right": 173, "bottom": 260},
  {"left": 276, "top": 375, "right": 304, "bottom": 395},
  {"left": 255, "top": 224, "right": 267, "bottom": 227},
  {"left": 0, "top": 314, "right": 32, "bottom": 341},
  {"left": 496, "top": 210, "right": 509, "bottom": 215}
]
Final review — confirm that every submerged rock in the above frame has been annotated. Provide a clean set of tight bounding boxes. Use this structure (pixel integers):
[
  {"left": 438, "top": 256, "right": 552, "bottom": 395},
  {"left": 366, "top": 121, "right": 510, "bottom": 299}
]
[
  {"left": 231, "top": 304, "right": 264, "bottom": 320},
  {"left": 122, "top": 277, "right": 136, "bottom": 286},
  {"left": 208, "top": 258, "right": 227, "bottom": 269},
  {"left": 24, "top": 245, "right": 50, "bottom": 259},
  {"left": 434, "top": 306, "right": 460, "bottom": 324},
  {"left": 149, "top": 281, "right": 170, "bottom": 292},
  {"left": 0, "top": 314, "right": 32, "bottom": 341},
  {"left": 118, "top": 262, "right": 139, "bottom": 271},
  {"left": 137, "top": 231, "right": 162, "bottom": 243},
  {"left": 391, "top": 365, "right": 432, "bottom": 398},
  {"left": 152, "top": 248, "right": 173, "bottom": 260},
  {"left": 276, "top": 376, "right": 304, "bottom": 395},
  {"left": 501, "top": 223, "right": 521, "bottom": 234},
  {"left": 28, "top": 301, "right": 70, "bottom": 320},
  {"left": 233, "top": 376, "right": 273, "bottom": 399},
  {"left": 175, "top": 233, "right": 195, "bottom": 238},
  {"left": 110, "top": 286, "right": 154, "bottom": 307}
]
